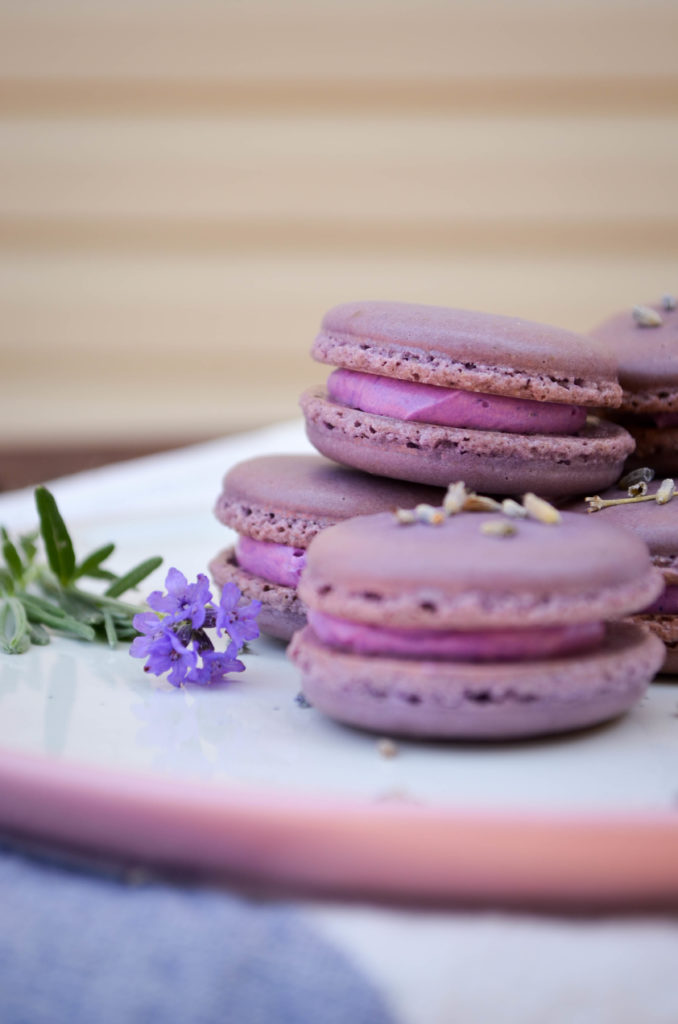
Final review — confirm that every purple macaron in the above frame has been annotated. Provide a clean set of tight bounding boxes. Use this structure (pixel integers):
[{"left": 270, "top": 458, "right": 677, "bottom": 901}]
[
  {"left": 209, "top": 454, "right": 443, "bottom": 641},
  {"left": 568, "top": 474, "right": 678, "bottom": 674},
  {"left": 590, "top": 296, "right": 678, "bottom": 474},
  {"left": 289, "top": 506, "right": 664, "bottom": 739},
  {"left": 300, "top": 301, "right": 634, "bottom": 497}
]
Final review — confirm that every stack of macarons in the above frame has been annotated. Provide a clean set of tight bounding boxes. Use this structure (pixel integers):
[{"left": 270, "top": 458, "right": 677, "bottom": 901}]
[
  {"left": 289, "top": 494, "right": 664, "bottom": 738},
  {"left": 590, "top": 296, "right": 678, "bottom": 474},
  {"left": 209, "top": 454, "right": 442, "bottom": 641},
  {"left": 300, "top": 301, "right": 634, "bottom": 497},
  {"left": 209, "top": 298, "right": 675, "bottom": 737}
]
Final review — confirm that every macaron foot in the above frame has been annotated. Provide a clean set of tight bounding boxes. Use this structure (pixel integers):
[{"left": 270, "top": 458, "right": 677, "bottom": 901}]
[{"left": 289, "top": 622, "right": 664, "bottom": 740}]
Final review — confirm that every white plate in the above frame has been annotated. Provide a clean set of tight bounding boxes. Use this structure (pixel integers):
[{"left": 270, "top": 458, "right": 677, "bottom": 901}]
[{"left": 2, "top": 452, "right": 678, "bottom": 907}]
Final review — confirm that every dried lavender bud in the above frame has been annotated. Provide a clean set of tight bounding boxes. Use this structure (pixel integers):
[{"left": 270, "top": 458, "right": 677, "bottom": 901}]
[
  {"left": 501, "top": 498, "right": 528, "bottom": 518},
  {"left": 480, "top": 520, "right": 517, "bottom": 537},
  {"left": 443, "top": 481, "right": 467, "bottom": 515},
  {"left": 377, "top": 737, "right": 398, "bottom": 758},
  {"left": 463, "top": 493, "right": 502, "bottom": 512},
  {"left": 618, "top": 466, "right": 655, "bottom": 489},
  {"left": 662, "top": 295, "right": 676, "bottom": 312},
  {"left": 522, "top": 492, "right": 562, "bottom": 524},
  {"left": 656, "top": 479, "right": 675, "bottom": 505},
  {"left": 414, "top": 504, "right": 445, "bottom": 525},
  {"left": 393, "top": 508, "right": 417, "bottom": 525},
  {"left": 633, "top": 305, "right": 663, "bottom": 327}
]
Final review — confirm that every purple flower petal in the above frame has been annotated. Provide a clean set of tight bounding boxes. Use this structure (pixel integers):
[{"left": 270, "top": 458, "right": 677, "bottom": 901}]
[
  {"left": 198, "top": 647, "right": 246, "bottom": 684},
  {"left": 215, "top": 585, "right": 261, "bottom": 648}
]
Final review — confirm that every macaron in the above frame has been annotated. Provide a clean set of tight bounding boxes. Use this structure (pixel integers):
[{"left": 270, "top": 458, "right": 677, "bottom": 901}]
[
  {"left": 590, "top": 296, "right": 678, "bottom": 474},
  {"left": 289, "top": 501, "right": 664, "bottom": 739},
  {"left": 209, "top": 454, "right": 443, "bottom": 641},
  {"left": 568, "top": 473, "right": 678, "bottom": 673},
  {"left": 300, "top": 301, "right": 634, "bottom": 497}
]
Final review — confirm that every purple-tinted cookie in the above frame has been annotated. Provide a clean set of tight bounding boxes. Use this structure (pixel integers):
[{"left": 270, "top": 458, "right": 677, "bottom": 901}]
[
  {"left": 288, "top": 510, "right": 664, "bottom": 739},
  {"left": 209, "top": 454, "right": 443, "bottom": 641},
  {"left": 568, "top": 476, "right": 678, "bottom": 674},
  {"left": 300, "top": 301, "right": 634, "bottom": 497},
  {"left": 590, "top": 297, "right": 678, "bottom": 474}
]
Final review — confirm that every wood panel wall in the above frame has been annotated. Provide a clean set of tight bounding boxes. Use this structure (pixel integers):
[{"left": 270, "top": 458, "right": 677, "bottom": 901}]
[{"left": 1, "top": 0, "right": 676, "bottom": 444}]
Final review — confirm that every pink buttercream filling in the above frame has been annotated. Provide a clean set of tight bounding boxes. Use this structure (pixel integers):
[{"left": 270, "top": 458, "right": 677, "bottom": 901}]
[
  {"left": 327, "top": 368, "right": 587, "bottom": 435},
  {"left": 307, "top": 610, "right": 605, "bottom": 662},
  {"left": 235, "top": 535, "right": 307, "bottom": 588},
  {"left": 644, "top": 584, "right": 678, "bottom": 615}
]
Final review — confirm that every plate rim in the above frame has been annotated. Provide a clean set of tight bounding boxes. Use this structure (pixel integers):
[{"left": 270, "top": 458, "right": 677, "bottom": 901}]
[{"left": 2, "top": 746, "right": 678, "bottom": 909}]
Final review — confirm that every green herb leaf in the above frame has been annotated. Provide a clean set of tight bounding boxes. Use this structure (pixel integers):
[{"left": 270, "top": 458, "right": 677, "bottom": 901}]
[
  {"left": 1, "top": 528, "right": 24, "bottom": 582},
  {"left": 18, "top": 592, "right": 67, "bottom": 621},
  {"left": 35, "top": 487, "right": 76, "bottom": 586},
  {"left": 113, "top": 624, "right": 138, "bottom": 641},
  {"left": 102, "top": 609, "right": 118, "bottom": 648},
  {"left": 19, "top": 531, "right": 39, "bottom": 564},
  {"left": 28, "top": 622, "right": 50, "bottom": 645},
  {"left": 81, "top": 567, "right": 117, "bottom": 582},
  {"left": 75, "top": 542, "right": 116, "bottom": 580},
  {"left": 104, "top": 556, "right": 162, "bottom": 598},
  {"left": 0, "top": 567, "right": 14, "bottom": 595},
  {"left": 51, "top": 615, "right": 96, "bottom": 643},
  {"left": 19, "top": 594, "right": 92, "bottom": 638},
  {"left": 0, "top": 597, "right": 31, "bottom": 654},
  {"left": 55, "top": 590, "right": 104, "bottom": 626}
]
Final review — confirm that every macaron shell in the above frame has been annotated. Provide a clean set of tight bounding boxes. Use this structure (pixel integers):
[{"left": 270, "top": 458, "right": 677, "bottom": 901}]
[
  {"left": 629, "top": 613, "right": 678, "bottom": 677},
  {"left": 289, "top": 622, "right": 664, "bottom": 740},
  {"left": 567, "top": 480, "right": 678, "bottom": 565},
  {"left": 316, "top": 301, "right": 621, "bottom": 407},
  {"left": 214, "top": 454, "right": 443, "bottom": 546},
  {"left": 624, "top": 426, "right": 678, "bottom": 476},
  {"left": 590, "top": 301, "right": 678, "bottom": 400},
  {"left": 660, "top": 644, "right": 678, "bottom": 675},
  {"left": 301, "top": 388, "right": 635, "bottom": 497},
  {"left": 299, "top": 511, "right": 663, "bottom": 630},
  {"left": 209, "top": 547, "right": 306, "bottom": 642}
]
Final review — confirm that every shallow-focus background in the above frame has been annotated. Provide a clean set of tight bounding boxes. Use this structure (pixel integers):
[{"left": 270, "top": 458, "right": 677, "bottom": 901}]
[{"left": 1, "top": 0, "right": 676, "bottom": 487}]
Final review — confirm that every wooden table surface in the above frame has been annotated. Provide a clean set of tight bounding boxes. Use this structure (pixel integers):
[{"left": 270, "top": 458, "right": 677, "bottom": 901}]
[{"left": 1, "top": 0, "right": 676, "bottom": 466}]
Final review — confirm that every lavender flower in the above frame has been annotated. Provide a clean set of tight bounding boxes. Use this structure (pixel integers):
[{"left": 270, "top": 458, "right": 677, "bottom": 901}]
[
  {"left": 130, "top": 568, "right": 260, "bottom": 687},
  {"left": 215, "top": 581, "right": 261, "bottom": 649},
  {"left": 146, "top": 568, "right": 212, "bottom": 629}
]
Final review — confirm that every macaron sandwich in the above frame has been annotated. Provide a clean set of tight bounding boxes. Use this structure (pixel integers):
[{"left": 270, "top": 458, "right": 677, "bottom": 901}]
[
  {"left": 300, "top": 301, "right": 634, "bottom": 497},
  {"left": 569, "top": 470, "right": 678, "bottom": 673},
  {"left": 209, "top": 454, "right": 443, "bottom": 641},
  {"left": 590, "top": 296, "right": 678, "bottom": 474},
  {"left": 289, "top": 487, "right": 665, "bottom": 739}
]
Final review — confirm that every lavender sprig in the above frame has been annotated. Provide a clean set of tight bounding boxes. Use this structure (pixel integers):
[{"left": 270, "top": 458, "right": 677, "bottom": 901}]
[{"left": 130, "top": 569, "right": 261, "bottom": 687}]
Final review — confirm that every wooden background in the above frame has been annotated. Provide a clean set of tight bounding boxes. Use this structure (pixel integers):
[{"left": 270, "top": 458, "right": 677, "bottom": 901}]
[{"left": 1, "top": 0, "right": 676, "bottom": 462}]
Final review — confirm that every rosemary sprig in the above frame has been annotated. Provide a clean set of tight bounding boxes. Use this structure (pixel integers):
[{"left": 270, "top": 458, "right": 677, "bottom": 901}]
[{"left": 0, "top": 486, "right": 162, "bottom": 654}]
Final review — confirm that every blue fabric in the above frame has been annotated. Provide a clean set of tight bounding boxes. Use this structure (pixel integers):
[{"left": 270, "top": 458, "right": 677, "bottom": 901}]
[{"left": 0, "top": 841, "right": 394, "bottom": 1024}]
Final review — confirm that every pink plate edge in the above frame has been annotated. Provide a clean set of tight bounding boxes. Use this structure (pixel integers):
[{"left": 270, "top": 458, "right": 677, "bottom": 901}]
[{"left": 2, "top": 748, "right": 678, "bottom": 909}]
